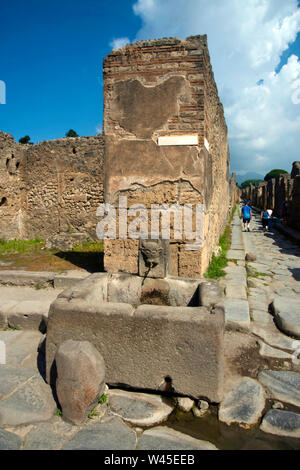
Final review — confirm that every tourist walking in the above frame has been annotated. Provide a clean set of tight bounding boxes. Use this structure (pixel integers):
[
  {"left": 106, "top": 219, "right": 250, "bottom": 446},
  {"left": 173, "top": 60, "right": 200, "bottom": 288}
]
[
  {"left": 241, "top": 202, "right": 252, "bottom": 232},
  {"left": 261, "top": 208, "right": 269, "bottom": 232}
]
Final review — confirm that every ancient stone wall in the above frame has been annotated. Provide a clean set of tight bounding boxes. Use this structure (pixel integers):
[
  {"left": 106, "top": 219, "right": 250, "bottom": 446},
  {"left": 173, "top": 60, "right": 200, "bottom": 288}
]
[
  {"left": 103, "top": 36, "right": 230, "bottom": 277},
  {"left": 0, "top": 132, "right": 28, "bottom": 239},
  {"left": 242, "top": 162, "right": 300, "bottom": 231},
  {"left": 0, "top": 132, "right": 105, "bottom": 243}
]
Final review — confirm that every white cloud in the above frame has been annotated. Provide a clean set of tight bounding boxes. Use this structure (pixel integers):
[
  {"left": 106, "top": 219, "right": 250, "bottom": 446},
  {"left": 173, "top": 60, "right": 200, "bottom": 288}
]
[
  {"left": 132, "top": 0, "right": 300, "bottom": 176},
  {"left": 109, "top": 37, "right": 130, "bottom": 51}
]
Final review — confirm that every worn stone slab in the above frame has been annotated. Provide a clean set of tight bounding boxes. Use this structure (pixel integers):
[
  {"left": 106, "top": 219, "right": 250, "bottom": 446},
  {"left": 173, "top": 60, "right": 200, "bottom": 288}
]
[
  {"left": 0, "top": 300, "right": 18, "bottom": 328},
  {"left": 4, "top": 330, "right": 43, "bottom": 367},
  {"left": 258, "top": 370, "right": 300, "bottom": 407},
  {"left": 0, "top": 270, "right": 55, "bottom": 287},
  {"left": 62, "top": 416, "right": 137, "bottom": 450},
  {"left": 137, "top": 427, "right": 217, "bottom": 450},
  {"left": 258, "top": 341, "right": 294, "bottom": 360},
  {"left": 23, "top": 422, "right": 64, "bottom": 450},
  {"left": 218, "top": 377, "right": 265, "bottom": 429},
  {"left": 271, "top": 296, "right": 300, "bottom": 339},
  {"left": 247, "top": 263, "right": 272, "bottom": 275},
  {"left": 225, "top": 285, "right": 247, "bottom": 300},
  {"left": 0, "top": 365, "right": 37, "bottom": 398},
  {"left": 227, "top": 249, "right": 245, "bottom": 261},
  {"left": 224, "top": 298, "right": 250, "bottom": 331},
  {"left": 251, "top": 310, "right": 273, "bottom": 327},
  {"left": 0, "top": 374, "right": 56, "bottom": 426},
  {"left": 252, "top": 325, "right": 298, "bottom": 353},
  {"left": 0, "top": 429, "right": 22, "bottom": 450},
  {"left": 53, "top": 272, "right": 88, "bottom": 289},
  {"left": 260, "top": 410, "right": 300, "bottom": 438},
  {"left": 108, "top": 389, "right": 174, "bottom": 427},
  {"left": 7, "top": 301, "right": 49, "bottom": 333}
]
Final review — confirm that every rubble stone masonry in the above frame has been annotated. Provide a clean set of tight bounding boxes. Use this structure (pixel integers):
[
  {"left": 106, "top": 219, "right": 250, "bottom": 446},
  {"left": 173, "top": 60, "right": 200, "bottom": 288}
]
[
  {"left": 103, "top": 36, "right": 231, "bottom": 277},
  {"left": 0, "top": 132, "right": 104, "bottom": 243}
]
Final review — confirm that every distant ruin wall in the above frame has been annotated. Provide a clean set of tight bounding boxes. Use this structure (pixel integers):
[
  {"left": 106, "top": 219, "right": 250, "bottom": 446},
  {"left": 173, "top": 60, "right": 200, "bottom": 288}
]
[
  {"left": 103, "top": 36, "right": 231, "bottom": 277},
  {"left": 0, "top": 132, "right": 105, "bottom": 243},
  {"left": 242, "top": 162, "right": 300, "bottom": 232}
]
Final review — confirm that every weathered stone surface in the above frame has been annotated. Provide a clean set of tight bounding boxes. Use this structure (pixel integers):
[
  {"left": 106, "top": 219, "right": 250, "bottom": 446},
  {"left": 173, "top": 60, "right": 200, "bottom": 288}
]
[
  {"left": 0, "top": 374, "right": 56, "bottom": 426},
  {"left": 258, "top": 340, "right": 294, "bottom": 360},
  {"left": 0, "top": 429, "right": 22, "bottom": 450},
  {"left": 199, "top": 280, "right": 223, "bottom": 308},
  {"left": 224, "top": 298, "right": 250, "bottom": 331},
  {"left": 177, "top": 397, "right": 194, "bottom": 413},
  {"left": 0, "top": 132, "right": 105, "bottom": 242},
  {"left": 245, "top": 253, "right": 256, "bottom": 262},
  {"left": 225, "top": 284, "right": 247, "bottom": 300},
  {"left": 23, "top": 423, "right": 64, "bottom": 450},
  {"left": 252, "top": 325, "right": 297, "bottom": 353},
  {"left": 55, "top": 340, "right": 106, "bottom": 425},
  {"left": 62, "top": 416, "right": 137, "bottom": 450},
  {"left": 0, "top": 300, "right": 18, "bottom": 328},
  {"left": 46, "top": 294, "right": 225, "bottom": 402},
  {"left": 258, "top": 370, "right": 300, "bottom": 407},
  {"left": 271, "top": 296, "right": 300, "bottom": 339},
  {"left": 0, "top": 365, "right": 36, "bottom": 397},
  {"left": 7, "top": 300, "right": 48, "bottom": 332},
  {"left": 137, "top": 427, "right": 217, "bottom": 450},
  {"left": 260, "top": 409, "right": 300, "bottom": 438},
  {"left": 108, "top": 389, "right": 174, "bottom": 427},
  {"left": 227, "top": 249, "right": 245, "bottom": 260},
  {"left": 219, "top": 377, "right": 265, "bottom": 428},
  {"left": 3, "top": 330, "right": 43, "bottom": 367}
]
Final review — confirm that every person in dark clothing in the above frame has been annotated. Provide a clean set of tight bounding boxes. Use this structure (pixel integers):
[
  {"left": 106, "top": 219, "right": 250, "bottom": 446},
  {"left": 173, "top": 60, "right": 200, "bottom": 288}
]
[{"left": 261, "top": 208, "right": 269, "bottom": 231}]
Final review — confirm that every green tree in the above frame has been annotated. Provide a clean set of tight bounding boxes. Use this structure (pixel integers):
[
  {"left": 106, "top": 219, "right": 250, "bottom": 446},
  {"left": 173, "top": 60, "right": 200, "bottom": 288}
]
[
  {"left": 264, "top": 169, "right": 288, "bottom": 181},
  {"left": 240, "top": 179, "right": 264, "bottom": 189},
  {"left": 19, "top": 135, "right": 31, "bottom": 144},
  {"left": 65, "top": 129, "right": 79, "bottom": 138}
]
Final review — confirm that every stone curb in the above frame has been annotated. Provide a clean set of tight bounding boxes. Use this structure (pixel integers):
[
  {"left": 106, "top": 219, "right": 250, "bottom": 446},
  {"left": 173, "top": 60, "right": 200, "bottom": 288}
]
[{"left": 0, "top": 270, "right": 88, "bottom": 288}]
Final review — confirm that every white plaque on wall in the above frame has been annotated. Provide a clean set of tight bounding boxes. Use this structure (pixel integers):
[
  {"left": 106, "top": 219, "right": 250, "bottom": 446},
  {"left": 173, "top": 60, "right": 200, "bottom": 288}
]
[{"left": 158, "top": 135, "right": 198, "bottom": 146}]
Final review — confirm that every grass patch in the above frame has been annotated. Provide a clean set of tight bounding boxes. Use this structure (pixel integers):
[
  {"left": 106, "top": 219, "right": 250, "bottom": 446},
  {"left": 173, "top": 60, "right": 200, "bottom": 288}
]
[
  {"left": 0, "top": 237, "right": 45, "bottom": 255},
  {"left": 72, "top": 241, "right": 104, "bottom": 253},
  {"left": 3, "top": 325, "right": 21, "bottom": 331},
  {"left": 98, "top": 394, "right": 108, "bottom": 405},
  {"left": 88, "top": 408, "right": 100, "bottom": 419},
  {"left": 204, "top": 205, "right": 237, "bottom": 280}
]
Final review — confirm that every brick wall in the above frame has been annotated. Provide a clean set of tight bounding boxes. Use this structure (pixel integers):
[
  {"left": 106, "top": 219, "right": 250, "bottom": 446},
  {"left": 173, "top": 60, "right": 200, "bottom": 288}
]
[{"left": 103, "top": 36, "right": 231, "bottom": 277}]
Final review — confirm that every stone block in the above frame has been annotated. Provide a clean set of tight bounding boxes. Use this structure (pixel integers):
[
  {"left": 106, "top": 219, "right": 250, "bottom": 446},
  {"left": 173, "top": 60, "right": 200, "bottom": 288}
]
[
  {"left": 198, "top": 279, "right": 223, "bottom": 308},
  {"left": 55, "top": 340, "right": 106, "bottom": 425},
  {"left": 46, "top": 295, "right": 225, "bottom": 402},
  {"left": 7, "top": 301, "right": 49, "bottom": 333}
]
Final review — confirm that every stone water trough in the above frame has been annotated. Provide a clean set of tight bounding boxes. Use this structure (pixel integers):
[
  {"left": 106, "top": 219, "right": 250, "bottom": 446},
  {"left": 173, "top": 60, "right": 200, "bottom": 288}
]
[{"left": 46, "top": 270, "right": 225, "bottom": 403}]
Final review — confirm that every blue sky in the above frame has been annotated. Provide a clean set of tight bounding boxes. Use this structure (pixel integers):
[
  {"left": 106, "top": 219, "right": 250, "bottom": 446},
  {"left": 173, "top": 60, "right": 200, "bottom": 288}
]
[
  {"left": 1, "top": 0, "right": 300, "bottom": 176},
  {"left": 0, "top": 0, "right": 141, "bottom": 142}
]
